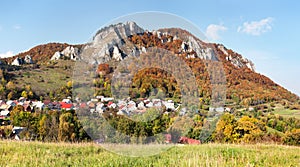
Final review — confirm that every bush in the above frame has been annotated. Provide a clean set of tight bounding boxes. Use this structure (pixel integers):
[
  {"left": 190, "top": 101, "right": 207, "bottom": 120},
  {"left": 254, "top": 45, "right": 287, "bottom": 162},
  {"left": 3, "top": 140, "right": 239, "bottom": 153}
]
[{"left": 283, "top": 129, "right": 300, "bottom": 146}]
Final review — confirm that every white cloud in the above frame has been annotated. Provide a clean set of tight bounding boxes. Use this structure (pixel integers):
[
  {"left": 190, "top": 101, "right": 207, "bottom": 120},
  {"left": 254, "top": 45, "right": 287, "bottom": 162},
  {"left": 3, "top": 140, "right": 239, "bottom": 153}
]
[
  {"left": 0, "top": 51, "right": 14, "bottom": 58},
  {"left": 238, "top": 17, "right": 274, "bottom": 36},
  {"left": 205, "top": 24, "right": 227, "bottom": 40}
]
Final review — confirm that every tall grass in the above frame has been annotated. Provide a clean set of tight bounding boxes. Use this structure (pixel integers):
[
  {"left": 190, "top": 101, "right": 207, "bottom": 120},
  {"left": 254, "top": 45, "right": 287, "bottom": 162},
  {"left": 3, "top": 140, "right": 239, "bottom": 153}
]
[{"left": 0, "top": 140, "right": 299, "bottom": 167}]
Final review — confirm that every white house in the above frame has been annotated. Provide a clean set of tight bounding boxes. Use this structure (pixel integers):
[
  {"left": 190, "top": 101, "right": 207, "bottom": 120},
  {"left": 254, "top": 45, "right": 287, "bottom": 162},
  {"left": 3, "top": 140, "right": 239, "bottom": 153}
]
[
  {"left": 0, "top": 110, "right": 9, "bottom": 116},
  {"left": 146, "top": 102, "right": 153, "bottom": 108},
  {"left": 164, "top": 100, "right": 175, "bottom": 110},
  {"left": 62, "top": 99, "right": 72, "bottom": 104},
  {"left": 101, "top": 97, "right": 114, "bottom": 102},
  {"left": 6, "top": 100, "right": 16, "bottom": 107},
  {"left": 32, "top": 101, "right": 45, "bottom": 110},
  {"left": 137, "top": 101, "right": 145, "bottom": 109}
]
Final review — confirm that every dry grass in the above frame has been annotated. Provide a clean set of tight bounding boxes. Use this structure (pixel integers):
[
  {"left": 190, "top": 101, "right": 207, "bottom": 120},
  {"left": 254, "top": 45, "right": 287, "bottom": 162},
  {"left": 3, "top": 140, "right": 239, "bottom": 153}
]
[{"left": 0, "top": 140, "right": 299, "bottom": 166}]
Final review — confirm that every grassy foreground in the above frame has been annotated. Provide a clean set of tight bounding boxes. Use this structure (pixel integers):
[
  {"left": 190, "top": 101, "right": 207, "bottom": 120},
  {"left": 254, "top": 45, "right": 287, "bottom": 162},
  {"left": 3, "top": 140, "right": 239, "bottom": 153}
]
[{"left": 0, "top": 140, "right": 299, "bottom": 167}]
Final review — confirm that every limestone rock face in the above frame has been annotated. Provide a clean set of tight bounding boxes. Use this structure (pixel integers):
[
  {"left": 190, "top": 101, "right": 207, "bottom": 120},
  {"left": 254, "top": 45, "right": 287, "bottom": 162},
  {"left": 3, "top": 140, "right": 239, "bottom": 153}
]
[
  {"left": 111, "top": 45, "right": 123, "bottom": 61},
  {"left": 62, "top": 46, "right": 80, "bottom": 60},
  {"left": 50, "top": 46, "right": 80, "bottom": 61},
  {"left": 11, "top": 57, "right": 23, "bottom": 66},
  {"left": 51, "top": 51, "right": 62, "bottom": 61},
  {"left": 81, "top": 22, "right": 144, "bottom": 64},
  {"left": 24, "top": 55, "right": 33, "bottom": 64},
  {"left": 78, "top": 21, "right": 255, "bottom": 72},
  {"left": 217, "top": 44, "right": 255, "bottom": 71}
]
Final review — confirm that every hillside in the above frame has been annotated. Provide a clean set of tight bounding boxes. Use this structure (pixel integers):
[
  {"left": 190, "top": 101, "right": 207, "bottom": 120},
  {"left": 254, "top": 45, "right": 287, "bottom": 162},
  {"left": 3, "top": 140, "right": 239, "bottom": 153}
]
[
  {"left": 2, "top": 43, "right": 83, "bottom": 64},
  {"left": 0, "top": 22, "right": 299, "bottom": 146},
  {"left": 0, "top": 22, "right": 298, "bottom": 106},
  {"left": 123, "top": 28, "right": 298, "bottom": 105}
]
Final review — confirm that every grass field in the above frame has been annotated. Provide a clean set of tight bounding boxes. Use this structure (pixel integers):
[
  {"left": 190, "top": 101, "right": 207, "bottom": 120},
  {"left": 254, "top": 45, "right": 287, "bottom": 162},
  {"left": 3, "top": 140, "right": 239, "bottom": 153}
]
[
  {"left": 273, "top": 107, "right": 300, "bottom": 119},
  {"left": 11, "top": 60, "right": 74, "bottom": 95},
  {"left": 0, "top": 140, "right": 299, "bottom": 167}
]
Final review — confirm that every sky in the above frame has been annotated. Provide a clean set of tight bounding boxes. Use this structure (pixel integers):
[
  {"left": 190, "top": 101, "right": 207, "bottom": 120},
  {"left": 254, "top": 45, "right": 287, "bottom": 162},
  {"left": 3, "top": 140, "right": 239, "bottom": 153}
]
[{"left": 0, "top": 0, "right": 300, "bottom": 95}]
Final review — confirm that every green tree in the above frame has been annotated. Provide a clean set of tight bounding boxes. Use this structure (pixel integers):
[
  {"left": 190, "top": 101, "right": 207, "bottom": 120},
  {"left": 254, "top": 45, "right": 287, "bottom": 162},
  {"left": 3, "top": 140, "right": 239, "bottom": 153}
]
[
  {"left": 214, "top": 113, "right": 237, "bottom": 142},
  {"left": 6, "top": 81, "right": 15, "bottom": 90},
  {"left": 284, "top": 128, "right": 300, "bottom": 146},
  {"left": 234, "top": 116, "right": 265, "bottom": 143},
  {"left": 58, "top": 112, "right": 75, "bottom": 142},
  {"left": 21, "top": 91, "right": 28, "bottom": 98}
]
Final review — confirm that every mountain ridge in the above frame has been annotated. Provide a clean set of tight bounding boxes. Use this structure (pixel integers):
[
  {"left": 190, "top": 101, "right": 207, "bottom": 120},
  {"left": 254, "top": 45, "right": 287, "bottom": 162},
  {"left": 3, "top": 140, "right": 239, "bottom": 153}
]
[{"left": 0, "top": 22, "right": 298, "bottom": 104}]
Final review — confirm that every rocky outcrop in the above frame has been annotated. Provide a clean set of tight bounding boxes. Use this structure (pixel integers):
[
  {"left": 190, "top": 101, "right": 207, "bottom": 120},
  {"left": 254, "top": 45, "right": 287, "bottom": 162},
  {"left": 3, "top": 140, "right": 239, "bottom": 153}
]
[
  {"left": 50, "top": 46, "right": 80, "bottom": 61},
  {"left": 24, "top": 55, "right": 33, "bottom": 64},
  {"left": 217, "top": 44, "right": 255, "bottom": 71},
  {"left": 80, "top": 22, "right": 144, "bottom": 64},
  {"left": 11, "top": 55, "right": 33, "bottom": 66},
  {"left": 62, "top": 46, "right": 80, "bottom": 60},
  {"left": 51, "top": 51, "right": 62, "bottom": 60},
  {"left": 11, "top": 57, "right": 23, "bottom": 66},
  {"left": 78, "top": 22, "right": 255, "bottom": 74},
  {"left": 111, "top": 45, "right": 123, "bottom": 61}
]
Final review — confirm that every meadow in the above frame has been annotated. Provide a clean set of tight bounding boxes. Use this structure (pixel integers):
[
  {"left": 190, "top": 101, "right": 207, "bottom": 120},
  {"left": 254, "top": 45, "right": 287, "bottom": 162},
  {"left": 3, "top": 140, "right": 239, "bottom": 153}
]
[
  {"left": 273, "top": 108, "right": 300, "bottom": 120},
  {"left": 0, "top": 140, "right": 299, "bottom": 167}
]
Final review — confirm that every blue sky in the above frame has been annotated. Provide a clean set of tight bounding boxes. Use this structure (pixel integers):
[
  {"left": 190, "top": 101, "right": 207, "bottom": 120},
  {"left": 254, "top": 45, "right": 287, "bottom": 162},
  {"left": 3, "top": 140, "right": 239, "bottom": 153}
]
[{"left": 0, "top": 0, "right": 300, "bottom": 95}]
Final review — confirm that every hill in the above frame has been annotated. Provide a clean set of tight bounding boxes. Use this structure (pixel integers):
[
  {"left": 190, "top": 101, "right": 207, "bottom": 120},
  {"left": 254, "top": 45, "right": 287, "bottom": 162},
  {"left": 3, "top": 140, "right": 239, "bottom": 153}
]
[
  {"left": 0, "top": 22, "right": 299, "bottom": 145},
  {"left": 2, "top": 43, "right": 83, "bottom": 65},
  {"left": 0, "top": 22, "right": 298, "bottom": 106}
]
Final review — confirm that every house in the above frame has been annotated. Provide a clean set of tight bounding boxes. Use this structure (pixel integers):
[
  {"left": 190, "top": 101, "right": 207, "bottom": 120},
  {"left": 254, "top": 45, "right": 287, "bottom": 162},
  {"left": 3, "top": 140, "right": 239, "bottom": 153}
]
[
  {"left": 164, "top": 100, "right": 175, "bottom": 110},
  {"left": 32, "top": 101, "right": 44, "bottom": 110},
  {"left": 117, "top": 110, "right": 128, "bottom": 115},
  {"left": 11, "top": 126, "right": 25, "bottom": 140},
  {"left": 43, "top": 100, "right": 51, "bottom": 106},
  {"left": 18, "top": 97, "right": 26, "bottom": 103},
  {"left": 79, "top": 103, "right": 87, "bottom": 108},
  {"left": 60, "top": 102, "right": 73, "bottom": 110},
  {"left": 165, "top": 134, "right": 172, "bottom": 143},
  {"left": 96, "top": 103, "right": 105, "bottom": 114},
  {"left": 127, "top": 103, "right": 137, "bottom": 112},
  {"left": 0, "top": 110, "right": 9, "bottom": 117},
  {"left": 62, "top": 99, "right": 72, "bottom": 104},
  {"left": 178, "top": 136, "right": 201, "bottom": 145},
  {"left": 91, "top": 98, "right": 98, "bottom": 102},
  {"left": 179, "top": 108, "right": 187, "bottom": 116},
  {"left": 153, "top": 101, "right": 162, "bottom": 107},
  {"left": 137, "top": 101, "right": 145, "bottom": 109},
  {"left": 48, "top": 102, "right": 61, "bottom": 110},
  {"left": 0, "top": 104, "right": 13, "bottom": 115},
  {"left": 87, "top": 102, "right": 96, "bottom": 108},
  {"left": 248, "top": 107, "right": 255, "bottom": 111},
  {"left": 225, "top": 107, "right": 231, "bottom": 112},
  {"left": 128, "top": 100, "right": 136, "bottom": 105},
  {"left": 117, "top": 100, "right": 126, "bottom": 107},
  {"left": 107, "top": 102, "right": 116, "bottom": 108},
  {"left": 145, "top": 101, "right": 153, "bottom": 108},
  {"left": 101, "top": 97, "right": 114, "bottom": 102},
  {"left": 96, "top": 96, "right": 104, "bottom": 100},
  {"left": 118, "top": 105, "right": 128, "bottom": 115},
  {"left": 6, "top": 100, "right": 16, "bottom": 107}
]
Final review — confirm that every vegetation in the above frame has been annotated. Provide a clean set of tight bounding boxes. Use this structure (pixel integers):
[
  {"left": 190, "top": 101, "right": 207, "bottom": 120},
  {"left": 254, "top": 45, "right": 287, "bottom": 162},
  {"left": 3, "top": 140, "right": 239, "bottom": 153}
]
[
  {"left": 0, "top": 140, "right": 299, "bottom": 167},
  {"left": 0, "top": 61, "right": 74, "bottom": 100},
  {"left": 0, "top": 30, "right": 299, "bottom": 151},
  {"left": 5, "top": 106, "right": 90, "bottom": 142},
  {"left": 4, "top": 101, "right": 300, "bottom": 146},
  {"left": 2, "top": 43, "right": 82, "bottom": 64}
]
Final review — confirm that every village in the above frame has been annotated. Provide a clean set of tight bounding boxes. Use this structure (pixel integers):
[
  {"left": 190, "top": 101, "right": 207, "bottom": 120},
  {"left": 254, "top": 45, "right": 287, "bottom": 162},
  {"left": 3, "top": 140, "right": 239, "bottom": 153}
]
[
  {"left": 0, "top": 96, "right": 180, "bottom": 118},
  {"left": 0, "top": 95, "right": 206, "bottom": 144}
]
